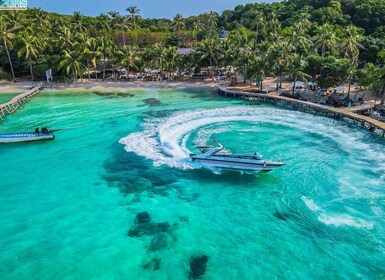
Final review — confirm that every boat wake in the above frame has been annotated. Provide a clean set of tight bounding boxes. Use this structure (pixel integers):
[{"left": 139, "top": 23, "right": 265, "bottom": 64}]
[
  {"left": 119, "top": 106, "right": 385, "bottom": 229},
  {"left": 119, "top": 106, "right": 385, "bottom": 170}
]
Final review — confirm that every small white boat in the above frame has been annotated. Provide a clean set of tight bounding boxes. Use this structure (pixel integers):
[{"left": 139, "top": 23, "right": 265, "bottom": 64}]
[
  {"left": 190, "top": 144, "right": 285, "bottom": 173},
  {"left": 0, "top": 132, "right": 54, "bottom": 143}
]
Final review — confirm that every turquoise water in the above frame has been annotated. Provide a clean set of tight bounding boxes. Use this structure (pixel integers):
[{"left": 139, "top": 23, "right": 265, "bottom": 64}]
[
  {"left": 0, "top": 88, "right": 384, "bottom": 279},
  {"left": 0, "top": 93, "right": 19, "bottom": 104}
]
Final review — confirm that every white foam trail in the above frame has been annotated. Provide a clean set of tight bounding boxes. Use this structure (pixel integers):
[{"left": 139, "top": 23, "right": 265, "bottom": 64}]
[
  {"left": 302, "top": 196, "right": 321, "bottom": 212},
  {"left": 120, "top": 107, "right": 385, "bottom": 172},
  {"left": 302, "top": 196, "right": 375, "bottom": 229},
  {"left": 318, "top": 213, "right": 374, "bottom": 229}
]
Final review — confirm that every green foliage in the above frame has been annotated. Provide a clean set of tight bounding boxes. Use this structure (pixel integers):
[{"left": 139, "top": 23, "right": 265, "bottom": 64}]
[
  {"left": 0, "top": 66, "right": 12, "bottom": 80},
  {"left": 0, "top": 0, "right": 382, "bottom": 90}
]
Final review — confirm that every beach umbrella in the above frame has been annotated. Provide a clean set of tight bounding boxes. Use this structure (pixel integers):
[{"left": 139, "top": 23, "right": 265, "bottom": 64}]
[
  {"left": 293, "top": 81, "right": 305, "bottom": 85},
  {"left": 335, "top": 86, "right": 346, "bottom": 92},
  {"left": 307, "top": 81, "right": 318, "bottom": 86}
]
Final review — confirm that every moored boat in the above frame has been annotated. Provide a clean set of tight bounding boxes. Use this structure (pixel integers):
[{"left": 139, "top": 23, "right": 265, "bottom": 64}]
[
  {"left": 0, "top": 132, "right": 54, "bottom": 143},
  {"left": 190, "top": 144, "right": 285, "bottom": 172}
]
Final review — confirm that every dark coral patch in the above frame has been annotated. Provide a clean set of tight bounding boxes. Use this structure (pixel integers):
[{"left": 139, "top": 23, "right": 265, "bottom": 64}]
[
  {"left": 127, "top": 221, "right": 171, "bottom": 237},
  {"left": 189, "top": 255, "right": 209, "bottom": 279},
  {"left": 143, "top": 98, "right": 161, "bottom": 106},
  {"left": 274, "top": 211, "right": 289, "bottom": 221},
  {"left": 135, "top": 212, "right": 151, "bottom": 224},
  {"left": 148, "top": 233, "right": 170, "bottom": 252},
  {"left": 143, "top": 258, "right": 161, "bottom": 271},
  {"left": 117, "top": 92, "right": 135, "bottom": 97}
]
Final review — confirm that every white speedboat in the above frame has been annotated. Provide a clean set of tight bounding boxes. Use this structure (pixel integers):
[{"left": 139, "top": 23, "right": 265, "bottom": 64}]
[
  {"left": 0, "top": 132, "right": 54, "bottom": 143},
  {"left": 190, "top": 145, "right": 285, "bottom": 173}
]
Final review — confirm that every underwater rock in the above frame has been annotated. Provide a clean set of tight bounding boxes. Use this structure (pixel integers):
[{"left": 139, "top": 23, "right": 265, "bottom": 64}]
[
  {"left": 148, "top": 233, "right": 170, "bottom": 252},
  {"left": 144, "top": 109, "right": 178, "bottom": 118},
  {"left": 143, "top": 258, "right": 161, "bottom": 271},
  {"left": 117, "top": 92, "right": 135, "bottom": 97},
  {"left": 189, "top": 255, "right": 209, "bottom": 279},
  {"left": 179, "top": 216, "right": 189, "bottom": 223},
  {"left": 150, "top": 185, "right": 169, "bottom": 197},
  {"left": 274, "top": 211, "right": 289, "bottom": 221},
  {"left": 128, "top": 221, "right": 171, "bottom": 237},
  {"left": 93, "top": 91, "right": 116, "bottom": 97},
  {"left": 143, "top": 98, "right": 161, "bottom": 106},
  {"left": 102, "top": 144, "right": 177, "bottom": 196},
  {"left": 178, "top": 192, "right": 201, "bottom": 202},
  {"left": 135, "top": 212, "right": 151, "bottom": 224}
]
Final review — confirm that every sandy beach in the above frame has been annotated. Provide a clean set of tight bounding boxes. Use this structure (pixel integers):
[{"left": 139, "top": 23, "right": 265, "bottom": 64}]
[{"left": 0, "top": 78, "right": 380, "bottom": 104}]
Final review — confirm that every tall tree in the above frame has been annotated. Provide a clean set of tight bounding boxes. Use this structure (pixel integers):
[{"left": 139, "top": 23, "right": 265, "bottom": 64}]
[
  {"left": 173, "top": 13, "right": 185, "bottom": 47},
  {"left": 118, "top": 45, "right": 139, "bottom": 73},
  {"left": 126, "top": 6, "right": 141, "bottom": 47},
  {"left": 17, "top": 29, "right": 45, "bottom": 81},
  {"left": 192, "top": 16, "right": 204, "bottom": 43},
  {"left": 59, "top": 47, "right": 87, "bottom": 82},
  {"left": 314, "top": 23, "right": 338, "bottom": 57},
  {"left": 0, "top": 20, "right": 16, "bottom": 82},
  {"left": 340, "top": 25, "right": 364, "bottom": 99}
]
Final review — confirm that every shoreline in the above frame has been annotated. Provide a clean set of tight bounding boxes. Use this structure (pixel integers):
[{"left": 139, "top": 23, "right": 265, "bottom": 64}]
[{"left": 0, "top": 80, "right": 221, "bottom": 94}]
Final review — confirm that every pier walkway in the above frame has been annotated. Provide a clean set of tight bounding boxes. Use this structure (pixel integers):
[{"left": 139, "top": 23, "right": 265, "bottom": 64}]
[
  {"left": 0, "top": 82, "right": 44, "bottom": 122},
  {"left": 218, "top": 86, "right": 385, "bottom": 138}
]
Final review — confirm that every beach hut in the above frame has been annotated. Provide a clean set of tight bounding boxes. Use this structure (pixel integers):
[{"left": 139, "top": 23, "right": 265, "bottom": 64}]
[
  {"left": 307, "top": 81, "right": 318, "bottom": 91},
  {"left": 335, "top": 86, "right": 347, "bottom": 93},
  {"left": 293, "top": 81, "right": 305, "bottom": 92}
]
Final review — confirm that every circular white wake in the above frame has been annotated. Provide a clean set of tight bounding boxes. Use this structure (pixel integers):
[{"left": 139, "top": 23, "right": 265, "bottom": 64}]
[{"left": 119, "top": 106, "right": 385, "bottom": 170}]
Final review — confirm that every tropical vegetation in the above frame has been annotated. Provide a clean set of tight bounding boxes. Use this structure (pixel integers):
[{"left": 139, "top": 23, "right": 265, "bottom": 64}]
[{"left": 0, "top": 0, "right": 385, "bottom": 102}]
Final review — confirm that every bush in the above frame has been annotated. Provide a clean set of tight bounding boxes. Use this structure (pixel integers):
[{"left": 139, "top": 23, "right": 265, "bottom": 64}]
[{"left": 0, "top": 67, "right": 12, "bottom": 80}]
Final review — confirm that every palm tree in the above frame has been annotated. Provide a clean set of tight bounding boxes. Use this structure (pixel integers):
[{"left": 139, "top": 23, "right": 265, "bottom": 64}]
[
  {"left": 148, "top": 42, "right": 167, "bottom": 73},
  {"left": 378, "top": 50, "right": 385, "bottom": 105},
  {"left": 59, "top": 48, "right": 87, "bottom": 82},
  {"left": 199, "top": 38, "right": 220, "bottom": 79},
  {"left": 340, "top": 25, "right": 363, "bottom": 99},
  {"left": 72, "top": 11, "right": 87, "bottom": 33},
  {"left": 340, "top": 25, "right": 364, "bottom": 61},
  {"left": 291, "top": 17, "right": 312, "bottom": 54},
  {"left": 57, "top": 26, "right": 74, "bottom": 50},
  {"left": 82, "top": 36, "right": 101, "bottom": 81},
  {"left": 31, "top": 8, "right": 51, "bottom": 30},
  {"left": 314, "top": 23, "right": 338, "bottom": 57},
  {"left": 126, "top": 6, "right": 140, "bottom": 47},
  {"left": 97, "top": 36, "right": 114, "bottom": 80},
  {"left": 115, "top": 16, "right": 130, "bottom": 46},
  {"left": 207, "top": 11, "right": 218, "bottom": 36},
  {"left": 268, "top": 38, "right": 293, "bottom": 89},
  {"left": 266, "top": 12, "right": 281, "bottom": 40},
  {"left": 253, "top": 10, "right": 265, "bottom": 44},
  {"left": 290, "top": 54, "right": 311, "bottom": 95},
  {"left": 108, "top": 11, "right": 121, "bottom": 44},
  {"left": 192, "top": 16, "right": 204, "bottom": 43},
  {"left": 173, "top": 13, "right": 185, "bottom": 47},
  {"left": 164, "top": 46, "right": 178, "bottom": 75},
  {"left": 236, "top": 44, "right": 255, "bottom": 84},
  {"left": 96, "top": 13, "right": 110, "bottom": 35},
  {"left": 119, "top": 45, "right": 139, "bottom": 73},
  {"left": 17, "top": 29, "right": 45, "bottom": 81},
  {"left": 0, "top": 20, "right": 16, "bottom": 82}
]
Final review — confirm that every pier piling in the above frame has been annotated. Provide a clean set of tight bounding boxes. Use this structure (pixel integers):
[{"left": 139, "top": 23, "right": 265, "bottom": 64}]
[{"left": 0, "top": 83, "right": 44, "bottom": 123}]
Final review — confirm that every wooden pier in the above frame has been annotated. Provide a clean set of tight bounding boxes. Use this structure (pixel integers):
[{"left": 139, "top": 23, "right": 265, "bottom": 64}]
[
  {"left": 218, "top": 86, "right": 385, "bottom": 138},
  {"left": 0, "top": 82, "right": 44, "bottom": 122}
]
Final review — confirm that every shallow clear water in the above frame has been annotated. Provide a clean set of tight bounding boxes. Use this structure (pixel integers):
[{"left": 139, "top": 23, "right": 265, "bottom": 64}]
[
  {"left": 0, "top": 93, "right": 19, "bottom": 104},
  {"left": 0, "top": 88, "right": 384, "bottom": 279}
]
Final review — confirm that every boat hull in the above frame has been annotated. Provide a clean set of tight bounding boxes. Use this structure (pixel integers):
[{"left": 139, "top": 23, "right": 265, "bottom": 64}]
[
  {"left": 0, "top": 133, "right": 54, "bottom": 143},
  {"left": 191, "top": 157, "right": 284, "bottom": 173}
]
